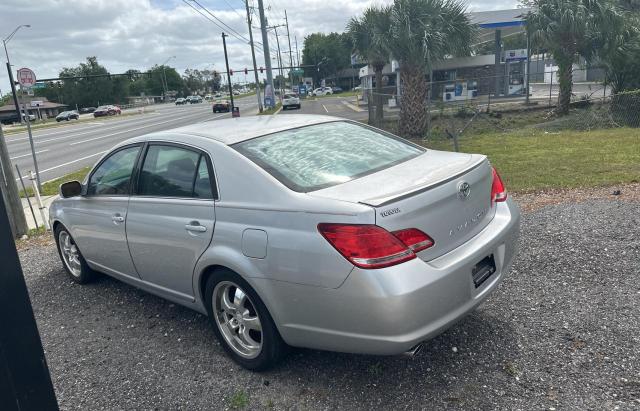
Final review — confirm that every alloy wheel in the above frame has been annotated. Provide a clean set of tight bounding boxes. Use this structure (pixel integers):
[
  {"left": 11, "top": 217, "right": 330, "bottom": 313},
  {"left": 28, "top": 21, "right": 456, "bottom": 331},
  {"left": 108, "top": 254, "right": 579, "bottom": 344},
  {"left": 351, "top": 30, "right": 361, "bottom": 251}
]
[
  {"left": 58, "top": 231, "right": 82, "bottom": 277},
  {"left": 212, "top": 281, "right": 263, "bottom": 359}
]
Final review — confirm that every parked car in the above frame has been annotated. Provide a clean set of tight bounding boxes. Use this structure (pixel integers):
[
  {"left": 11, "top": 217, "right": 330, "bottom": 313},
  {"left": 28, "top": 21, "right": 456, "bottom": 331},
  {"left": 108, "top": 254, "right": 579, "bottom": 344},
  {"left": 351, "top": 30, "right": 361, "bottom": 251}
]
[
  {"left": 93, "top": 105, "right": 119, "bottom": 117},
  {"left": 50, "top": 115, "right": 520, "bottom": 371},
  {"left": 212, "top": 99, "right": 231, "bottom": 113},
  {"left": 282, "top": 94, "right": 300, "bottom": 110},
  {"left": 175, "top": 98, "right": 187, "bottom": 105},
  {"left": 111, "top": 105, "right": 122, "bottom": 115},
  {"left": 80, "top": 107, "right": 96, "bottom": 114},
  {"left": 233, "top": 90, "right": 240, "bottom": 96},
  {"left": 204, "top": 95, "right": 213, "bottom": 101},
  {"left": 0, "top": 112, "right": 35, "bottom": 125},
  {"left": 214, "top": 92, "right": 222, "bottom": 98},
  {"left": 312, "top": 87, "right": 333, "bottom": 96},
  {"left": 56, "top": 111, "right": 80, "bottom": 122},
  {"left": 331, "top": 87, "right": 343, "bottom": 94}
]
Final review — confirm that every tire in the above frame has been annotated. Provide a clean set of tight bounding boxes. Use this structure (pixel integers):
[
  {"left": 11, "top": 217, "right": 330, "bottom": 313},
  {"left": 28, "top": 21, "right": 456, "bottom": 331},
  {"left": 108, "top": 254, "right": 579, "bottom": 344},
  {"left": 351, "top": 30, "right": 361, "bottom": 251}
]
[
  {"left": 296, "top": 104, "right": 301, "bottom": 109},
  {"left": 54, "top": 224, "right": 97, "bottom": 284},
  {"left": 205, "top": 269, "right": 287, "bottom": 371}
]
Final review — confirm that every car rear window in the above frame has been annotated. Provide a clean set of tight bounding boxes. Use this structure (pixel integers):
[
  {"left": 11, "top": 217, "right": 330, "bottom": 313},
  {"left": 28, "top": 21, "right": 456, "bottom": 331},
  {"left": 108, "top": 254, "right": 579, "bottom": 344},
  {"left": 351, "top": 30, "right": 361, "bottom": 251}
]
[{"left": 233, "top": 121, "right": 425, "bottom": 192}]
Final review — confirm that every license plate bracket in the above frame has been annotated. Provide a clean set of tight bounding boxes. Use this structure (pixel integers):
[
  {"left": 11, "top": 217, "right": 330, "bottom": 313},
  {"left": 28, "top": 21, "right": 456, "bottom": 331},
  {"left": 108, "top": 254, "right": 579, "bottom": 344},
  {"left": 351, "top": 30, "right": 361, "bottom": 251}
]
[{"left": 472, "top": 254, "right": 496, "bottom": 288}]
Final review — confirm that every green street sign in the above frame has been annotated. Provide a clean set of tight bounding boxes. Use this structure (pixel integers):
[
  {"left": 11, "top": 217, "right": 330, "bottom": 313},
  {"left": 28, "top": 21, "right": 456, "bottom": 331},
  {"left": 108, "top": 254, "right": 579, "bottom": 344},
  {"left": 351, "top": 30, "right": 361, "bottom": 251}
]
[
  {"left": 32, "top": 82, "right": 47, "bottom": 89},
  {"left": 291, "top": 68, "right": 304, "bottom": 76}
]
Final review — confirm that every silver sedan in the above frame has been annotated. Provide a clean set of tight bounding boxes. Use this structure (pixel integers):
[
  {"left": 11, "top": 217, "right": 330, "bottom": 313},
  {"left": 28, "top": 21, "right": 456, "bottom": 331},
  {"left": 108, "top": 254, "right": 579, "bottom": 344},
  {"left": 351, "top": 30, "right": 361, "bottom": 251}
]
[{"left": 50, "top": 115, "right": 520, "bottom": 370}]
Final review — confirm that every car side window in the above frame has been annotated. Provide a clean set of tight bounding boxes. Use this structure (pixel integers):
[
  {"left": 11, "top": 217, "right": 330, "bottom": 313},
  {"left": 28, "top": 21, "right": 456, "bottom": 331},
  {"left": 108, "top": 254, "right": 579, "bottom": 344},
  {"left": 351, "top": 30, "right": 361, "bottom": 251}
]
[
  {"left": 137, "top": 144, "right": 215, "bottom": 199},
  {"left": 87, "top": 145, "right": 141, "bottom": 196}
]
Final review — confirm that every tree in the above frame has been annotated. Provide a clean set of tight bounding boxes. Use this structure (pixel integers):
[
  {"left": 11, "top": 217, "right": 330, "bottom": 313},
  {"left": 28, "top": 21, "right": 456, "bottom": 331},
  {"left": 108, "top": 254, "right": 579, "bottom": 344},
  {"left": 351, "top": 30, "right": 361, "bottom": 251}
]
[
  {"left": 58, "top": 56, "right": 126, "bottom": 108},
  {"left": 385, "top": 0, "right": 475, "bottom": 138},
  {"left": 301, "top": 33, "right": 351, "bottom": 85},
  {"left": 526, "top": 0, "right": 623, "bottom": 114},
  {"left": 347, "top": 7, "right": 391, "bottom": 124}
]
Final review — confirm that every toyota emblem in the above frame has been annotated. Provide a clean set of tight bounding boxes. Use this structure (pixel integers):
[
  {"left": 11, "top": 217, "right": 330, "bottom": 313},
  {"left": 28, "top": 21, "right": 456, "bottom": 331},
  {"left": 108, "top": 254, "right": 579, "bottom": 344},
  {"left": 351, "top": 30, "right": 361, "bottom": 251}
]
[{"left": 457, "top": 181, "right": 471, "bottom": 200}]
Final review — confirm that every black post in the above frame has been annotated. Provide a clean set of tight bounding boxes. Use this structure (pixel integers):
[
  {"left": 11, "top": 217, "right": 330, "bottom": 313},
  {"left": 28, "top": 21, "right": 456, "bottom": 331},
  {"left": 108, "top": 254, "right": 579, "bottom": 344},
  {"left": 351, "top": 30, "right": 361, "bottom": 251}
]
[
  {"left": 222, "top": 33, "right": 234, "bottom": 111},
  {"left": 0, "top": 184, "right": 58, "bottom": 410},
  {"left": 6, "top": 62, "right": 21, "bottom": 122}
]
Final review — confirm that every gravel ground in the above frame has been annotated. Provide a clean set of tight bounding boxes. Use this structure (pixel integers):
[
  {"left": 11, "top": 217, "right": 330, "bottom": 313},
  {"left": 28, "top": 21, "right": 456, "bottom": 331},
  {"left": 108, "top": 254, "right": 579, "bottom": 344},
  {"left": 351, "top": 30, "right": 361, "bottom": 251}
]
[{"left": 18, "top": 197, "right": 640, "bottom": 410}]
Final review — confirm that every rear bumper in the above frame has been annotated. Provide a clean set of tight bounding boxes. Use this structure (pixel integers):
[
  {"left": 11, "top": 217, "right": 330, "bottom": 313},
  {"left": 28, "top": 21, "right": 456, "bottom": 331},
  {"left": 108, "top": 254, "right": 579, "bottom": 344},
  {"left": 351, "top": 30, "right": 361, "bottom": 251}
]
[{"left": 257, "top": 198, "right": 520, "bottom": 355}]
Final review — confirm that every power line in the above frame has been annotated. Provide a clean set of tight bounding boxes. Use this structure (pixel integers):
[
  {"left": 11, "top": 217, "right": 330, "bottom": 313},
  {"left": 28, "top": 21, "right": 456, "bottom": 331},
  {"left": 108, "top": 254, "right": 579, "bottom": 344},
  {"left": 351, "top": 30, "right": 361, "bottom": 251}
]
[
  {"left": 220, "top": 0, "right": 245, "bottom": 20},
  {"left": 190, "top": 0, "right": 250, "bottom": 43}
]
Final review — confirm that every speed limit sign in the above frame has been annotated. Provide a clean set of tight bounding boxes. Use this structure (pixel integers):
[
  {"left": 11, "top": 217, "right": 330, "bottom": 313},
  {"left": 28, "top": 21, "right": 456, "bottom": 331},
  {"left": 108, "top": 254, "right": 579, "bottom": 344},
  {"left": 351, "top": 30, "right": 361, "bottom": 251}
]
[{"left": 17, "top": 67, "right": 36, "bottom": 88}]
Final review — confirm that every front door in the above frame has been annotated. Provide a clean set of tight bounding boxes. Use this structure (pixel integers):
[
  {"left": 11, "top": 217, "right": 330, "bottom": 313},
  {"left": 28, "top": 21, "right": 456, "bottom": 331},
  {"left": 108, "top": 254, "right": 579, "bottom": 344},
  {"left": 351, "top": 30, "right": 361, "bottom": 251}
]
[
  {"left": 69, "top": 144, "right": 142, "bottom": 278},
  {"left": 125, "top": 143, "right": 217, "bottom": 300}
]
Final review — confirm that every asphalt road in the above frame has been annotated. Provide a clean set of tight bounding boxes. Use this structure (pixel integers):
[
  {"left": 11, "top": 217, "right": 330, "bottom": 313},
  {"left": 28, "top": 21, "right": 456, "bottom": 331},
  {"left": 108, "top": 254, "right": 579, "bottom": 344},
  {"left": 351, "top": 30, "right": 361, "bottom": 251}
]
[
  {"left": 5, "top": 95, "right": 259, "bottom": 182},
  {"left": 280, "top": 95, "right": 369, "bottom": 122},
  {"left": 17, "top": 198, "right": 640, "bottom": 409}
]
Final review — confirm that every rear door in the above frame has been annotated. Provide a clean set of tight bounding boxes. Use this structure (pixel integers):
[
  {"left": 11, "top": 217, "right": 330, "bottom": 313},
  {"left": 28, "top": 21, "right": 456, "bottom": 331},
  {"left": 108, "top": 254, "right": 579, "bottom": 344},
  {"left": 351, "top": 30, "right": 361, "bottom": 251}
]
[{"left": 125, "top": 142, "right": 217, "bottom": 300}]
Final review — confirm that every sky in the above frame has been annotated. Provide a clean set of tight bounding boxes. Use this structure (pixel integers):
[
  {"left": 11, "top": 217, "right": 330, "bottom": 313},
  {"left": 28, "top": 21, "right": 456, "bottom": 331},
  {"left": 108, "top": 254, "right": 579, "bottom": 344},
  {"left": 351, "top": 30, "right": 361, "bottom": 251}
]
[{"left": 0, "top": 0, "right": 519, "bottom": 95}]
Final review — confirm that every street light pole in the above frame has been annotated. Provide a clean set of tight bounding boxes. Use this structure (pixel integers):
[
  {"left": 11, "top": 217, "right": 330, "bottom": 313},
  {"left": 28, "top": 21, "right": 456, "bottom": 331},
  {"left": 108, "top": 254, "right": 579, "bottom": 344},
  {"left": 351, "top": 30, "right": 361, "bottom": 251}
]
[
  {"left": 222, "top": 33, "right": 235, "bottom": 111},
  {"left": 3, "top": 25, "right": 30, "bottom": 124}
]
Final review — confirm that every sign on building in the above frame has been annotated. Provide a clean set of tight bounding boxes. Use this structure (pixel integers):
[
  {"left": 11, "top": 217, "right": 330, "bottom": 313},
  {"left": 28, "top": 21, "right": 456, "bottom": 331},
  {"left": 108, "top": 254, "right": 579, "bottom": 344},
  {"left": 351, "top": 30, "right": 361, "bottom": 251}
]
[{"left": 505, "top": 49, "right": 527, "bottom": 62}]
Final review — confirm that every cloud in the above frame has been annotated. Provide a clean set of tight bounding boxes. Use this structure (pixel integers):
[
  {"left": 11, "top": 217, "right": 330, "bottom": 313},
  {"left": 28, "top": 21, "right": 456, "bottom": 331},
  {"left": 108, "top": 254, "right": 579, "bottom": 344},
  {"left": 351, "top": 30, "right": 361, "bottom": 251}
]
[{"left": 0, "top": 0, "right": 517, "bottom": 95}]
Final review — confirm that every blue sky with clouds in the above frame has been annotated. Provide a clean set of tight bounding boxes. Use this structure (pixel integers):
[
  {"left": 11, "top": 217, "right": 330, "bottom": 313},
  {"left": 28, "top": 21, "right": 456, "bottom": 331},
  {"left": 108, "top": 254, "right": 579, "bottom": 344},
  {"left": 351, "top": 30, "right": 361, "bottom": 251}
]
[{"left": 1, "top": 0, "right": 518, "bottom": 96}]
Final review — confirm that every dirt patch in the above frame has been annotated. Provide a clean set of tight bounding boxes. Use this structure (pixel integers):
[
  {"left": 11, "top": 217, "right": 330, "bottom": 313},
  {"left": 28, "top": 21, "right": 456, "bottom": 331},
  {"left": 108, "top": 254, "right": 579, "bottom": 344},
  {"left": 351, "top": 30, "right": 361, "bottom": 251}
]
[{"left": 512, "top": 183, "right": 640, "bottom": 213}]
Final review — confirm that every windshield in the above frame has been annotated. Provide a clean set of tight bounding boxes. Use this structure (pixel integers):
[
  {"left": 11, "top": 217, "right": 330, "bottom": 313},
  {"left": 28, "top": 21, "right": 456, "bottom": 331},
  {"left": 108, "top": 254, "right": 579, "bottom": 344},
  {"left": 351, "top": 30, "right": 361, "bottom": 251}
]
[{"left": 233, "top": 121, "right": 424, "bottom": 192}]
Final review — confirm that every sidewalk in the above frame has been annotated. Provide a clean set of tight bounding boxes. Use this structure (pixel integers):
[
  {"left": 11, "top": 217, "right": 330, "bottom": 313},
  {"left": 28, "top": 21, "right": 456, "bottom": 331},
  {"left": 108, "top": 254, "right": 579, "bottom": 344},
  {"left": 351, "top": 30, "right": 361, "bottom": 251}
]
[{"left": 21, "top": 194, "right": 57, "bottom": 230}]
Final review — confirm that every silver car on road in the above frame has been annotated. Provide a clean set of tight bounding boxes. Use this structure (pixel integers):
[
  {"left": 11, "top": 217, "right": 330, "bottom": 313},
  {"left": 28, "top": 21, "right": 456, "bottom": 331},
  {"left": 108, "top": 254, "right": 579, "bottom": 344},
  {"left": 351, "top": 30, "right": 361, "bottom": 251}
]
[{"left": 50, "top": 115, "right": 520, "bottom": 370}]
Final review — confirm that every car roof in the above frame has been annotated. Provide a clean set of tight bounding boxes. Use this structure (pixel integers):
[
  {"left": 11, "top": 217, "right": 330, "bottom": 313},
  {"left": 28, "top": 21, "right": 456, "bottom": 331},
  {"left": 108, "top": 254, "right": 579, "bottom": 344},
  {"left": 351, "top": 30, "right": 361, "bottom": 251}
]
[{"left": 162, "top": 114, "right": 341, "bottom": 145}]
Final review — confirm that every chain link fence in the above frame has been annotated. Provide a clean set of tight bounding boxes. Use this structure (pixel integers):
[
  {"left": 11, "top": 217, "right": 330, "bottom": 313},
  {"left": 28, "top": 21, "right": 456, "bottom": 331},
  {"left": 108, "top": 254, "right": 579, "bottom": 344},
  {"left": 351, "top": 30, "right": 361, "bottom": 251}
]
[{"left": 363, "top": 68, "right": 640, "bottom": 142}]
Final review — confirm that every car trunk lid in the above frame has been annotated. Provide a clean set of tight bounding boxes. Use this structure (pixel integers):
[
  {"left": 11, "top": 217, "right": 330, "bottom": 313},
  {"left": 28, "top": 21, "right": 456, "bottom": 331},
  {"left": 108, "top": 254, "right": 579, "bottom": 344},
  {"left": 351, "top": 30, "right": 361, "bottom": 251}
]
[{"left": 309, "top": 150, "right": 495, "bottom": 260}]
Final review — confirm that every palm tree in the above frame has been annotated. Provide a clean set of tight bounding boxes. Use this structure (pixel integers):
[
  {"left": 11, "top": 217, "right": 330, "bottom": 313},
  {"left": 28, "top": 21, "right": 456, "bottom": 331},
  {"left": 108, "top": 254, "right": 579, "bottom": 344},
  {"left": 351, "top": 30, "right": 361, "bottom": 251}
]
[
  {"left": 526, "top": 0, "right": 622, "bottom": 114},
  {"left": 385, "top": 0, "right": 475, "bottom": 138},
  {"left": 347, "top": 7, "right": 391, "bottom": 124}
]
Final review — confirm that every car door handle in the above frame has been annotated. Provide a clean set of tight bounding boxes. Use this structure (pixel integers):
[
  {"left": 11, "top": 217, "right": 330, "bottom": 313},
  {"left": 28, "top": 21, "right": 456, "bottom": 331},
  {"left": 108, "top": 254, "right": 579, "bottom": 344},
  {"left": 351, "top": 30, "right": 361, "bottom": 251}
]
[
  {"left": 112, "top": 214, "right": 125, "bottom": 223},
  {"left": 185, "top": 221, "right": 207, "bottom": 233}
]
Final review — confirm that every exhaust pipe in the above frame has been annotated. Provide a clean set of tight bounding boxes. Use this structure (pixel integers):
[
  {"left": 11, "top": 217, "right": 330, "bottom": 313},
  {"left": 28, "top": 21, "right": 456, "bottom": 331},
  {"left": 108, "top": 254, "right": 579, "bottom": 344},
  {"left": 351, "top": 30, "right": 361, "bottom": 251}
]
[{"left": 403, "top": 342, "right": 424, "bottom": 357}]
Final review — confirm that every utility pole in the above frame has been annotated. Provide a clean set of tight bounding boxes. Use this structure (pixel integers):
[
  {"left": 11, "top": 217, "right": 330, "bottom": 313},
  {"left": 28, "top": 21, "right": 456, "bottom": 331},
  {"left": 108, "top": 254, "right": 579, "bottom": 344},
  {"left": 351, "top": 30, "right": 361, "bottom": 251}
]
[
  {"left": 284, "top": 10, "right": 294, "bottom": 89},
  {"left": 245, "top": 0, "right": 263, "bottom": 112},
  {"left": 222, "top": 33, "right": 235, "bottom": 112},
  {"left": 257, "top": 0, "right": 274, "bottom": 108},
  {"left": 0, "top": 124, "right": 28, "bottom": 238},
  {"left": 269, "top": 25, "right": 286, "bottom": 95},
  {"left": 295, "top": 36, "right": 300, "bottom": 67}
]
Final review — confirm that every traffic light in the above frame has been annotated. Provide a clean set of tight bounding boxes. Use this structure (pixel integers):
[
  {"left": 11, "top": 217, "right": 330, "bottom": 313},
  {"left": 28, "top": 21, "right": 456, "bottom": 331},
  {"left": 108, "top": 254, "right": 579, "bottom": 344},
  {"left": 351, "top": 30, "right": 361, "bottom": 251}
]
[
  {"left": 230, "top": 69, "right": 233, "bottom": 76},
  {"left": 259, "top": 67, "right": 263, "bottom": 74},
  {"left": 244, "top": 68, "right": 248, "bottom": 75},
  {"left": 213, "top": 70, "right": 218, "bottom": 77}
]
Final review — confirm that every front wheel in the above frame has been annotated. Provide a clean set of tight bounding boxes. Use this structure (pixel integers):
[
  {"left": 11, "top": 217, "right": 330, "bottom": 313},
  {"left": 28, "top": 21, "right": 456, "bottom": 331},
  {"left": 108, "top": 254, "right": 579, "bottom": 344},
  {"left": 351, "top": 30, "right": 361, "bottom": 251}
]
[
  {"left": 54, "top": 225, "right": 97, "bottom": 284},
  {"left": 205, "top": 269, "right": 287, "bottom": 370}
]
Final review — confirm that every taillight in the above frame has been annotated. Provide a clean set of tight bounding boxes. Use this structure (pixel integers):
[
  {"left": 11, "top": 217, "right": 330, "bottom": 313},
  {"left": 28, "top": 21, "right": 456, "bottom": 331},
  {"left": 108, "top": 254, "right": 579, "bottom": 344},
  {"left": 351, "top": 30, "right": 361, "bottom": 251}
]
[
  {"left": 317, "top": 223, "right": 415, "bottom": 269},
  {"left": 491, "top": 167, "right": 507, "bottom": 203},
  {"left": 391, "top": 228, "right": 434, "bottom": 252}
]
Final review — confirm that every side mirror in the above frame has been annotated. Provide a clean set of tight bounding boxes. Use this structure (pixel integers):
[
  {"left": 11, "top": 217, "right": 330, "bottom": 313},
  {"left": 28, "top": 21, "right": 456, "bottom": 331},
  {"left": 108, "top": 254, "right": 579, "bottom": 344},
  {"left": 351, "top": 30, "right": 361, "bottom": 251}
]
[{"left": 59, "top": 180, "right": 82, "bottom": 198}]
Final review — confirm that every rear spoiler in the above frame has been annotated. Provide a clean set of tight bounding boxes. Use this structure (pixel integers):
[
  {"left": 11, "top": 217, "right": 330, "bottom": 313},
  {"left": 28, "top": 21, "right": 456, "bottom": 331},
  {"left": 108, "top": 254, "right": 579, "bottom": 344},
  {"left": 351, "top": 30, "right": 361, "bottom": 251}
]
[{"left": 359, "top": 156, "right": 487, "bottom": 207}]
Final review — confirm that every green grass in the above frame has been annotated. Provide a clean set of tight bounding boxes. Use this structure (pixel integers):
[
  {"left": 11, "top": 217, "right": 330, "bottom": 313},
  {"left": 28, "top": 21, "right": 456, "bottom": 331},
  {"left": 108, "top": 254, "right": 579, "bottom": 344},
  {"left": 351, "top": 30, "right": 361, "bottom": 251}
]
[
  {"left": 258, "top": 102, "right": 282, "bottom": 115},
  {"left": 229, "top": 391, "right": 249, "bottom": 409},
  {"left": 20, "top": 166, "right": 91, "bottom": 198},
  {"left": 314, "top": 90, "right": 360, "bottom": 99},
  {"left": 419, "top": 128, "right": 640, "bottom": 193}
]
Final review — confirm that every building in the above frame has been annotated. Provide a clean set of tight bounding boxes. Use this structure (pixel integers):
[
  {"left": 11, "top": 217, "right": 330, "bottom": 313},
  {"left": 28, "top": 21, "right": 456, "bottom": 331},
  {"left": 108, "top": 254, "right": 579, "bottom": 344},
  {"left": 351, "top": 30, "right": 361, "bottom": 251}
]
[
  {"left": 0, "top": 97, "right": 67, "bottom": 123},
  {"left": 358, "top": 9, "right": 534, "bottom": 103}
]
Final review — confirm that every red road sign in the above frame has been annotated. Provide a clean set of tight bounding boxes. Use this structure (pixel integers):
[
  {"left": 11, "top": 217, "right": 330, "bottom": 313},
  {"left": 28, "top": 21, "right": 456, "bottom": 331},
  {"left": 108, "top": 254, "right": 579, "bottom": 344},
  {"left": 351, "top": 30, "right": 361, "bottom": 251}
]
[{"left": 17, "top": 67, "right": 36, "bottom": 88}]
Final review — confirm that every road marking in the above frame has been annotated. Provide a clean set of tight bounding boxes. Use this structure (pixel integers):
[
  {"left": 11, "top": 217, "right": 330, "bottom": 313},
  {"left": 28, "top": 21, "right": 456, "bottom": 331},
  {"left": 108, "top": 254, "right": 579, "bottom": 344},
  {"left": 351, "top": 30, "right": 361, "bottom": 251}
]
[
  {"left": 341, "top": 100, "right": 365, "bottom": 112},
  {"left": 322, "top": 104, "right": 329, "bottom": 113},
  {"left": 10, "top": 149, "right": 49, "bottom": 160},
  {"left": 39, "top": 151, "right": 107, "bottom": 174},
  {"left": 14, "top": 150, "right": 107, "bottom": 181},
  {"left": 68, "top": 111, "right": 210, "bottom": 146}
]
